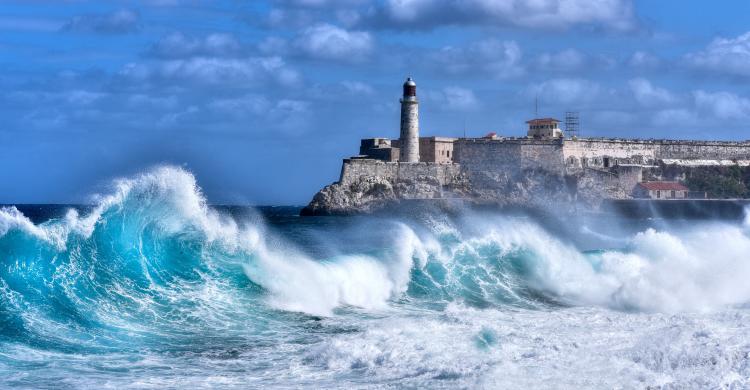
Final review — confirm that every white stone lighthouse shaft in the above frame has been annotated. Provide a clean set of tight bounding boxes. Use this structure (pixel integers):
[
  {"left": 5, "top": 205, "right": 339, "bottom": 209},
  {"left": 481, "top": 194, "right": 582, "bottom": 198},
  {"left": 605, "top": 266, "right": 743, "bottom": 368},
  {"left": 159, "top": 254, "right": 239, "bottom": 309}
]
[{"left": 399, "top": 79, "right": 419, "bottom": 162}]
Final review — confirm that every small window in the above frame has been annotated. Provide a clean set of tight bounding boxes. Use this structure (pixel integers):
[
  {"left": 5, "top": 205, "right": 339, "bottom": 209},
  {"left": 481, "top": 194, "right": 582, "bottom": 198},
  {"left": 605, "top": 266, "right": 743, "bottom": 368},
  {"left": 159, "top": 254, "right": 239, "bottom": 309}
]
[
  {"left": 671, "top": 190, "right": 675, "bottom": 198},
  {"left": 656, "top": 190, "right": 661, "bottom": 199}
]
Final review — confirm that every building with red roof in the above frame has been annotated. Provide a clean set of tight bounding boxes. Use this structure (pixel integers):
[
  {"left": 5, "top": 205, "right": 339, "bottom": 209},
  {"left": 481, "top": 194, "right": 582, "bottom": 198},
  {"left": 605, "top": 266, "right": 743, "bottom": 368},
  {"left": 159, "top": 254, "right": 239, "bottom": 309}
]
[{"left": 634, "top": 181, "right": 689, "bottom": 199}]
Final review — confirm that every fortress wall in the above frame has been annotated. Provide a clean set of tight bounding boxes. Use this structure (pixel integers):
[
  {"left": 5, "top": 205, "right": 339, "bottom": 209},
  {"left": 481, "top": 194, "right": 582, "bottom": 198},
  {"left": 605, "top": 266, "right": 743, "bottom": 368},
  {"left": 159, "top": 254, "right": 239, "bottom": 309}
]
[
  {"left": 340, "top": 159, "right": 398, "bottom": 183},
  {"left": 655, "top": 142, "right": 750, "bottom": 159},
  {"left": 453, "top": 139, "right": 566, "bottom": 199},
  {"left": 575, "top": 165, "right": 643, "bottom": 204},
  {"left": 454, "top": 139, "right": 565, "bottom": 174},
  {"left": 563, "top": 138, "right": 750, "bottom": 163},
  {"left": 563, "top": 139, "right": 656, "bottom": 165},
  {"left": 339, "top": 159, "right": 460, "bottom": 186}
]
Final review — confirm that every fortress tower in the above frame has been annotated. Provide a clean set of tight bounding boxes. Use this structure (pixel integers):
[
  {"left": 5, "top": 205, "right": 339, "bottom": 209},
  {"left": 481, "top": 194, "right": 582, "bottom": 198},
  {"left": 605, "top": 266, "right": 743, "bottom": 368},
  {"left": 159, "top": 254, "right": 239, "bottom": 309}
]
[{"left": 399, "top": 77, "right": 420, "bottom": 162}]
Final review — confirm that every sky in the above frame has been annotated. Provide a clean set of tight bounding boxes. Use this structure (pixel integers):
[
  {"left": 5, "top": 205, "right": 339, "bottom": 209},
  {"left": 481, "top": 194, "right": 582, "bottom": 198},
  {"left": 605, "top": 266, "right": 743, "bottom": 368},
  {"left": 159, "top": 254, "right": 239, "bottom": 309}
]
[{"left": 1, "top": 0, "right": 750, "bottom": 205}]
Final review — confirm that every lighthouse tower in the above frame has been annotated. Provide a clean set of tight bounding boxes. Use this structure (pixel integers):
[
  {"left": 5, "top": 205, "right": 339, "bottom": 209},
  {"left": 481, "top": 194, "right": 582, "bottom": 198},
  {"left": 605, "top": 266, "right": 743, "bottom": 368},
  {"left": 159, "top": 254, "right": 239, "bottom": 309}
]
[{"left": 399, "top": 77, "right": 420, "bottom": 162}]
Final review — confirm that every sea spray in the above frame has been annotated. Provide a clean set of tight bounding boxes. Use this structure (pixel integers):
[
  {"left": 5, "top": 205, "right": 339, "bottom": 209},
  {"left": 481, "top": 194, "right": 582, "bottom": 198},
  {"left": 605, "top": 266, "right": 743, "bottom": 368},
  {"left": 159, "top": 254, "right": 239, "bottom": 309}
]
[{"left": 2, "top": 166, "right": 750, "bottom": 387}]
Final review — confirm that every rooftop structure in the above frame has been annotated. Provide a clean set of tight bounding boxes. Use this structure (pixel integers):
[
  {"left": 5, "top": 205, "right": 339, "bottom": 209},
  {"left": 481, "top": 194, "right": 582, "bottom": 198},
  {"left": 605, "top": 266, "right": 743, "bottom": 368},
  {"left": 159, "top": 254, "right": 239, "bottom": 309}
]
[
  {"left": 419, "top": 137, "right": 456, "bottom": 164},
  {"left": 359, "top": 138, "right": 399, "bottom": 162},
  {"left": 527, "top": 118, "right": 563, "bottom": 139}
]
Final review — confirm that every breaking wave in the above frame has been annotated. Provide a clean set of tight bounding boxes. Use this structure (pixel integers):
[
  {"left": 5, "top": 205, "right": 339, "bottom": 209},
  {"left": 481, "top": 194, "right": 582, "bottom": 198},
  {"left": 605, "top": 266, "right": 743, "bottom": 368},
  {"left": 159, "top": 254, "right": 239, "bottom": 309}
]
[{"left": 2, "top": 166, "right": 750, "bottom": 355}]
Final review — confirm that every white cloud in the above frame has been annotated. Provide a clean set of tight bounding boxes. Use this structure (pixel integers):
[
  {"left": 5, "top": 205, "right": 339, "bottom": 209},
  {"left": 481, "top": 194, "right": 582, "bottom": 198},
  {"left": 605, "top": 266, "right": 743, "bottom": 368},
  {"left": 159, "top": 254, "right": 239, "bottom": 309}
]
[
  {"left": 273, "top": 99, "right": 310, "bottom": 114},
  {"left": 64, "top": 90, "right": 107, "bottom": 105},
  {"left": 685, "top": 31, "right": 750, "bottom": 77},
  {"left": 628, "top": 51, "right": 660, "bottom": 68},
  {"left": 380, "top": 0, "right": 635, "bottom": 31},
  {"left": 258, "top": 36, "right": 290, "bottom": 55},
  {"left": 341, "top": 81, "right": 374, "bottom": 94},
  {"left": 150, "top": 32, "right": 241, "bottom": 58},
  {"left": 277, "top": 0, "right": 367, "bottom": 7},
  {"left": 433, "top": 39, "right": 524, "bottom": 78},
  {"left": 652, "top": 109, "right": 696, "bottom": 126},
  {"left": 156, "top": 56, "right": 301, "bottom": 86},
  {"left": 693, "top": 90, "right": 750, "bottom": 120},
  {"left": 117, "top": 55, "right": 301, "bottom": 89},
  {"left": 269, "top": 99, "right": 313, "bottom": 134},
  {"left": 127, "top": 94, "right": 178, "bottom": 109},
  {"left": 143, "top": 0, "right": 181, "bottom": 5},
  {"left": 426, "top": 87, "right": 480, "bottom": 111},
  {"left": 158, "top": 105, "right": 199, "bottom": 127},
  {"left": 535, "top": 48, "right": 586, "bottom": 71},
  {"left": 527, "top": 78, "right": 601, "bottom": 105},
  {"left": 628, "top": 78, "right": 674, "bottom": 106},
  {"left": 442, "top": 87, "right": 480, "bottom": 110},
  {"left": 6, "top": 90, "right": 106, "bottom": 106},
  {"left": 591, "top": 110, "right": 637, "bottom": 126},
  {"left": 209, "top": 95, "right": 271, "bottom": 116},
  {"left": 295, "top": 23, "right": 373, "bottom": 61},
  {"left": 62, "top": 9, "right": 139, "bottom": 34},
  {"left": 21, "top": 108, "right": 67, "bottom": 129}
]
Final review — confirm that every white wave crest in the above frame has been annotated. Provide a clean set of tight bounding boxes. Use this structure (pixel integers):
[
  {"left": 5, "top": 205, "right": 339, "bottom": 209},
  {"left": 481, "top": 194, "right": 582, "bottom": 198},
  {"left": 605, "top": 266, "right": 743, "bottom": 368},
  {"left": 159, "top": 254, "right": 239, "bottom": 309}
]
[
  {"left": 242, "top": 223, "right": 425, "bottom": 316},
  {"left": 445, "top": 215, "right": 750, "bottom": 313}
]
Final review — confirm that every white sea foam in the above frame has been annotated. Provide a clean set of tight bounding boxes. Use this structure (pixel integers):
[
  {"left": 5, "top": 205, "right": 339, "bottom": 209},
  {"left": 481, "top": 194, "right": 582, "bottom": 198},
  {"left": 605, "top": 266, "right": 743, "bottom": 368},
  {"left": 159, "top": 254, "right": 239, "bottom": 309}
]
[
  {"left": 297, "top": 304, "right": 750, "bottom": 388},
  {"left": 435, "top": 215, "right": 750, "bottom": 313},
  {"left": 4, "top": 166, "right": 750, "bottom": 317},
  {"left": 241, "top": 223, "right": 424, "bottom": 316},
  {"left": 3, "top": 166, "right": 750, "bottom": 388}
]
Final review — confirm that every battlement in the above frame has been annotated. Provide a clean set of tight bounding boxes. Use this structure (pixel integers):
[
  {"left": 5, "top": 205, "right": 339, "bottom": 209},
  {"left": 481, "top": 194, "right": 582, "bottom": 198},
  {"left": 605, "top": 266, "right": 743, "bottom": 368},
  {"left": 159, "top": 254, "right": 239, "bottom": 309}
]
[
  {"left": 456, "top": 137, "right": 563, "bottom": 145},
  {"left": 569, "top": 137, "right": 750, "bottom": 146},
  {"left": 339, "top": 158, "right": 460, "bottom": 185}
]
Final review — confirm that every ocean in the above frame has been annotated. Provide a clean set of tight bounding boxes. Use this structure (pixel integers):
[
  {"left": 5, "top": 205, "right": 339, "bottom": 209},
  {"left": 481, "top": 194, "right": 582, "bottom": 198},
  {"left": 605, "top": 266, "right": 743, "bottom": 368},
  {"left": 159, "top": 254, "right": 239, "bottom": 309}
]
[{"left": 1, "top": 166, "right": 750, "bottom": 389}]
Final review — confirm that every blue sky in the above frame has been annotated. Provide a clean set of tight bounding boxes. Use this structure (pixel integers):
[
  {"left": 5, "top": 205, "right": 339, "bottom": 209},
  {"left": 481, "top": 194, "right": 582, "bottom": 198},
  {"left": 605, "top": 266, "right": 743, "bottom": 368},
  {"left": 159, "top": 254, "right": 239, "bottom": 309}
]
[{"left": 1, "top": 0, "right": 749, "bottom": 205}]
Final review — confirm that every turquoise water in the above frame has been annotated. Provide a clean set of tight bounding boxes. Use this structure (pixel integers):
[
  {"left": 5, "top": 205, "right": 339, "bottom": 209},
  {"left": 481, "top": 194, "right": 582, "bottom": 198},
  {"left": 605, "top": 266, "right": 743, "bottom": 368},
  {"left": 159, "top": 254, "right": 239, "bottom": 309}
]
[{"left": 2, "top": 166, "right": 750, "bottom": 388}]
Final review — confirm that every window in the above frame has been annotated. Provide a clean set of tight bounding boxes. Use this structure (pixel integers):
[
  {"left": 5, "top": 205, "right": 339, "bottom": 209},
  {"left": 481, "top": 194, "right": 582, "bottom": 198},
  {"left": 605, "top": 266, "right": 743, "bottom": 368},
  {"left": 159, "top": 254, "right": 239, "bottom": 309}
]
[
  {"left": 603, "top": 157, "right": 610, "bottom": 168},
  {"left": 656, "top": 190, "right": 661, "bottom": 199},
  {"left": 671, "top": 190, "right": 675, "bottom": 198},
  {"left": 447, "top": 150, "right": 451, "bottom": 158}
]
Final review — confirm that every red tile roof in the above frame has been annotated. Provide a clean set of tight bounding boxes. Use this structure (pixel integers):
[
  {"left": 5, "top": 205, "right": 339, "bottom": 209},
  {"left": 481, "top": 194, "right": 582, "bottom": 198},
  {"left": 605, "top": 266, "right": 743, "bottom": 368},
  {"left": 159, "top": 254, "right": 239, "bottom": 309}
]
[{"left": 638, "top": 181, "right": 689, "bottom": 191}]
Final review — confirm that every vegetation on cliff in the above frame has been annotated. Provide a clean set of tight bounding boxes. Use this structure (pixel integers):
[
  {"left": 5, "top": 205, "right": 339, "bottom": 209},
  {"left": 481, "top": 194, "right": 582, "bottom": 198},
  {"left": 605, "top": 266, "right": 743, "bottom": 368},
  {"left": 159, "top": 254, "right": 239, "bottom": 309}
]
[{"left": 684, "top": 166, "right": 749, "bottom": 199}]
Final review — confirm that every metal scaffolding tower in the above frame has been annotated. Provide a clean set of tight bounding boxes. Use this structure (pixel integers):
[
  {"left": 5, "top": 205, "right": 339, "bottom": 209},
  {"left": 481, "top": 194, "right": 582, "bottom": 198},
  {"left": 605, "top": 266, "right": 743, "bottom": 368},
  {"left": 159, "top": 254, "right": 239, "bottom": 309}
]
[{"left": 564, "top": 111, "right": 580, "bottom": 138}]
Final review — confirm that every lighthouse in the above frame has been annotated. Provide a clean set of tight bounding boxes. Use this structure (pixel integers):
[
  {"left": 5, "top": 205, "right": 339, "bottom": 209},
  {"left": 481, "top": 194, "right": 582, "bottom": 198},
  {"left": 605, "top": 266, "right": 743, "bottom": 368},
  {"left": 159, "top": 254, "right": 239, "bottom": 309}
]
[{"left": 399, "top": 77, "right": 420, "bottom": 162}]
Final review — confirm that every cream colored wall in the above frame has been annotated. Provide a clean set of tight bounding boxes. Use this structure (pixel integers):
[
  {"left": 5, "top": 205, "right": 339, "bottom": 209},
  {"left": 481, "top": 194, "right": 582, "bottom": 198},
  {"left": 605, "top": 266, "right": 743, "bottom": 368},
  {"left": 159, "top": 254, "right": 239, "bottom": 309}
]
[
  {"left": 648, "top": 189, "right": 688, "bottom": 199},
  {"left": 563, "top": 139, "right": 657, "bottom": 168}
]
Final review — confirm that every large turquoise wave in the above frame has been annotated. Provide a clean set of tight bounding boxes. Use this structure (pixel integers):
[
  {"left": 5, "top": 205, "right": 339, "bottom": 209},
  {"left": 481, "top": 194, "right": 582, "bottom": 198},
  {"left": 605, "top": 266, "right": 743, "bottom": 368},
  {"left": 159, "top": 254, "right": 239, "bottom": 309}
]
[{"left": 2, "top": 166, "right": 750, "bottom": 357}]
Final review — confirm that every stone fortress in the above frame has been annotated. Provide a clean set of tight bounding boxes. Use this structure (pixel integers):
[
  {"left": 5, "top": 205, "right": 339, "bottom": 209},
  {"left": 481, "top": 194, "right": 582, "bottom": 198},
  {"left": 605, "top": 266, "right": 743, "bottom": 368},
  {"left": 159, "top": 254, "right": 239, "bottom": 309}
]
[{"left": 302, "top": 78, "right": 750, "bottom": 215}]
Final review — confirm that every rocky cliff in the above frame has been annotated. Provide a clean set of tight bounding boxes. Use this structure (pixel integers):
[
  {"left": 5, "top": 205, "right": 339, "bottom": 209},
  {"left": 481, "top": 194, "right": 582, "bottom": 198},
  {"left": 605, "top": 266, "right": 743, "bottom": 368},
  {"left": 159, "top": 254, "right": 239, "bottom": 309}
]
[
  {"left": 301, "top": 161, "right": 471, "bottom": 215},
  {"left": 302, "top": 137, "right": 750, "bottom": 216},
  {"left": 301, "top": 160, "right": 618, "bottom": 215}
]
